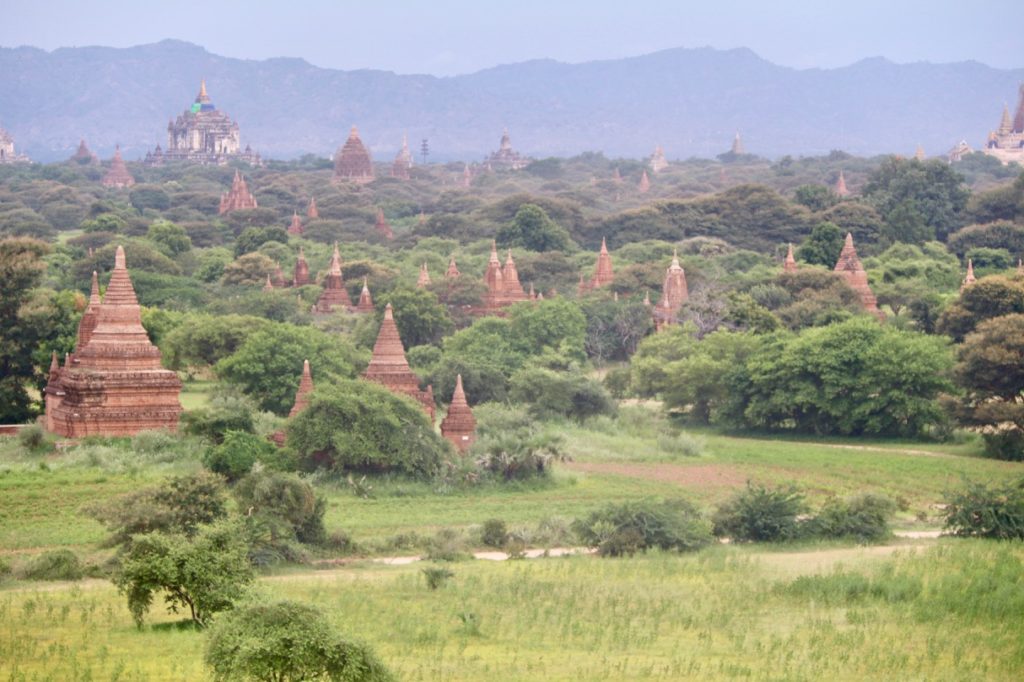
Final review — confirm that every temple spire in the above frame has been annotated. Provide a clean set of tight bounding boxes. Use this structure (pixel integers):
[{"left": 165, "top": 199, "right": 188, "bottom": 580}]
[
  {"left": 784, "top": 244, "right": 797, "bottom": 273},
  {"left": 288, "top": 359, "right": 315, "bottom": 418},
  {"left": 441, "top": 373, "right": 476, "bottom": 452},
  {"left": 417, "top": 262, "right": 431, "bottom": 288},
  {"left": 446, "top": 256, "right": 461, "bottom": 279},
  {"left": 962, "top": 259, "right": 977, "bottom": 291},
  {"left": 364, "top": 303, "right": 435, "bottom": 420},
  {"left": 835, "top": 170, "right": 850, "bottom": 197}
]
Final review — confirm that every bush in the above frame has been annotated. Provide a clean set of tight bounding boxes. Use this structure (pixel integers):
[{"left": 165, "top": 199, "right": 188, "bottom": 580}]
[
  {"left": 234, "top": 470, "right": 327, "bottom": 547},
  {"left": 181, "top": 395, "right": 256, "bottom": 443},
  {"left": 17, "top": 423, "right": 48, "bottom": 451},
  {"left": 712, "top": 483, "right": 807, "bottom": 542},
  {"left": 203, "top": 431, "right": 278, "bottom": 482},
  {"left": 573, "top": 499, "right": 713, "bottom": 557},
  {"left": 20, "top": 549, "right": 84, "bottom": 581},
  {"left": 471, "top": 404, "right": 567, "bottom": 481},
  {"left": 0, "top": 556, "right": 11, "bottom": 581},
  {"left": 480, "top": 518, "right": 509, "bottom": 548},
  {"left": 424, "top": 528, "right": 470, "bottom": 562},
  {"left": 943, "top": 478, "right": 1024, "bottom": 539},
  {"left": 656, "top": 431, "right": 707, "bottom": 458},
  {"left": 509, "top": 366, "right": 617, "bottom": 422},
  {"left": 422, "top": 566, "right": 455, "bottom": 590},
  {"left": 809, "top": 493, "right": 896, "bottom": 542}
]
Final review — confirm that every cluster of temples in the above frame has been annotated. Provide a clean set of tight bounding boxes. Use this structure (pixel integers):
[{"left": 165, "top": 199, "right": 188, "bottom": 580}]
[
  {"left": 44, "top": 247, "right": 183, "bottom": 437},
  {"left": 145, "top": 81, "right": 260, "bottom": 166},
  {"left": 0, "top": 125, "right": 30, "bottom": 164},
  {"left": 984, "top": 84, "right": 1024, "bottom": 165}
]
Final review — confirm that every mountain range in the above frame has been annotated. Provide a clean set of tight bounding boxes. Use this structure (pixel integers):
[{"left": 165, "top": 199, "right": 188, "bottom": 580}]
[{"left": 0, "top": 39, "right": 1021, "bottom": 163}]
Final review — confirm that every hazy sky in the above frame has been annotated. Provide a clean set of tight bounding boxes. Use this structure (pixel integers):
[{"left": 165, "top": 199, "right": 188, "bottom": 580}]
[{"left": 2, "top": 0, "right": 1021, "bottom": 75}]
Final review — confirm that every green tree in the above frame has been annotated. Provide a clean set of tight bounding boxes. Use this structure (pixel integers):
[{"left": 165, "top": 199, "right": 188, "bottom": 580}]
[
  {"left": 205, "top": 600, "right": 395, "bottom": 682},
  {"left": 496, "top": 203, "right": 574, "bottom": 252},
  {"left": 948, "top": 221, "right": 1024, "bottom": 260},
  {"left": 937, "top": 275, "right": 1024, "bottom": 341},
  {"left": 470, "top": 404, "right": 567, "bottom": 481},
  {"left": 162, "top": 314, "right": 272, "bottom": 370},
  {"left": 376, "top": 287, "right": 453, "bottom": 347},
  {"left": 147, "top": 220, "right": 192, "bottom": 257},
  {"left": 863, "top": 156, "right": 970, "bottom": 243},
  {"left": 508, "top": 367, "right": 616, "bottom": 422},
  {"left": 0, "top": 238, "right": 50, "bottom": 421},
  {"left": 221, "top": 252, "right": 277, "bottom": 286},
  {"left": 216, "top": 324, "right": 360, "bottom": 414},
  {"left": 234, "top": 227, "right": 289, "bottom": 258},
  {"left": 793, "top": 184, "right": 838, "bottom": 212},
  {"left": 234, "top": 470, "right": 326, "bottom": 546},
  {"left": 797, "top": 221, "right": 845, "bottom": 267},
  {"left": 203, "top": 431, "right": 279, "bottom": 482},
  {"left": 129, "top": 185, "right": 171, "bottom": 212},
  {"left": 508, "top": 298, "right": 587, "bottom": 361},
  {"left": 114, "top": 520, "right": 254, "bottom": 628}
]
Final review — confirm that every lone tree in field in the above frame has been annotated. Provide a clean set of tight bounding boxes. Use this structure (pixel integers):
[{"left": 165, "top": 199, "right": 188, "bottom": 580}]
[{"left": 205, "top": 600, "right": 395, "bottom": 682}]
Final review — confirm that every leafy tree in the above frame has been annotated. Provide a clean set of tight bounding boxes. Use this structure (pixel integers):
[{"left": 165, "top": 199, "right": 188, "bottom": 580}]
[
  {"left": 203, "top": 431, "right": 279, "bottom": 482},
  {"left": 114, "top": 520, "right": 254, "bottom": 628},
  {"left": 966, "top": 172, "right": 1024, "bottom": 224},
  {"left": 287, "top": 380, "right": 448, "bottom": 478},
  {"left": 508, "top": 298, "right": 587, "bottom": 361},
  {"left": 0, "top": 238, "right": 50, "bottom": 421},
  {"left": 942, "top": 477, "right": 1024, "bottom": 538},
  {"left": 579, "top": 297, "right": 654, "bottom": 363},
  {"left": 797, "top": 221, "right": 845, "bottom": 267},
  {"left": 965, "top": 247, "right": 1013, "bottom": 272},
  {"left": 508, "top": 367, "right": 616, "bottom": 422},
  {"left": 73, "top": 240, "right": 182, "bottom": 281},
  {"left": 952, "top": 313, "right": 1024, "bottom": 459},
  {"left": 771, "top": 269, "right": 863, "bottom": 330},
  {"left": 712, "top": 484, "right": 807, "bottom": 542},
  {"left": 181, "top": 395, "right": 258, "bottom": 443},
  {"left": 573, "top": 499, "right": 713, "bottom": 556},
  {"left": 376, "top": 287, "right": 453, "bottom": 347},
  {"left": 793, "top": 184, "right": 838, "bottom": 212},
  {"left": 147, "top": 220, "right": 192, "bottom": 257},
  {"left": 216, "top": 324, "right": 359, "bottom": 414},
  {"left": 820, "top": 201, "right": 884, "bottom": 247},
  {"left": 470, "top": 404, "right": 567, "bottom": 481},
  {"left": 430, "top": 317, "right": 528, "bottom": 403},
  {"left": 496, "top": 203, "right": 574, "bottom": 252},
  {"left": 234, "top": 226, "right": 289, "bottom": 258},
  {"left": 234, "top": 470, "right": 326, "bottom": 546},
  {"left": 948, "top": 221, "right": 1024, "bottom": 260},
  {"left": 808, "top": 493, "right": 895, "bottom": 542},
  {"left": 221, "top": 252, "right": 277, "bottom": 286},
  {"left": 162, "top": 313, "right": 272, "bottom": 370},
  {"left": 862, "top": 157, "right": 969, "bottom": 243},
  {"left": 205, "top": 600, "right": 395, "bottom": 682},
  {"left": 81, "top": 213, "right": 127, "bottom": 234},
  {"left": 937, "top": 275, "right": 1024, "bottom": 341},
  {"left": 129, "top": 185, "right": 171, "bottom": 212}
]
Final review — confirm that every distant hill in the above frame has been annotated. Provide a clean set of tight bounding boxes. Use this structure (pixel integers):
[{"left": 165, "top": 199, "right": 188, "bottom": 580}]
[{"left": 0, "top": 40, "right": 1021, "bottom": 162}]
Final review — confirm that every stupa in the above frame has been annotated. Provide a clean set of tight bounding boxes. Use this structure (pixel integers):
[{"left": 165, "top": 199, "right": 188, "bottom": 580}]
[
  {"left": 833, "top": 233, "right": 882, "bottom": 317},
  {"left": 219, "top": 171, "right": 258, "bottom": 213},
  {"left": 650, "top": 146, "right": 668, "bottom": 173},
  {"left": 355, "top": 277, "right": 374, "bottom": 313},
  {"left": 485, "top": 128, "right": 529, "bottom": 170},
  {"left": 638, "top": 170, "right": 650, "bottom": 193},
  {"left": 914, "top": 145, "right": 926, "bottom": 161},
  {"left": 445, "top": 256, "right": 461, "bottom": 279},
  {"left": 580, "top": 238, "right": 614, "bottom": 293},
  {"left": 272, "top": 263, "right": 287, "bottom": 288},
  {"left": 315, "top": 243, "right": 353, "bottom": 312},
  {"left": 834, "top": 171, "right": 851, "bottom": 198},
  {"left": 101, "top": 146, "right": 135, "bottom": 188},
  {"left": 146, "top": 80, "right": 259, "bottom": 166},
  {"left": 69, "top": 139, "right": 98, "bottom": 165},
  {"left": 961, "top": 259, "right": 977, "bottom": 291},
  {"left": 334, "top": 126, "right": 374, "bottom": 184},
  {"left": 262, "top": 275, "right": 274, "bottom": 292},
  {"left": 307, "top": 196, "right": 319, "bottom": 219},
  {"left": 654, "top": 250, "right": 688, "bottom": 330},
  {"left": 441, "top": 374, "right": 476, "bottom": 452},
  {"left": 287, "top": 212, "right": 303, "bottom": 236},
  {"left": 783, "top": 244, "right": 798, "bottom": 273},
  {"left": 375, "top": 208, "right": 394, "bottom": 240},
  {"left": 0, "top": 126, "right": 30, "bottom": 164},
  {"left": 731, "top": 132, "right": 745, "bottom": 155},
  {"left": 501, "top": 249, "right": 528, "bottom": 304},
  {"left": 363, "top": 304, "right": 435, "bottom": 419},
  {"left": 293, "top": 247, "right": 310, "bottom": 287},
  {"left": 45, "top": 246, "right": 182, "bottom": 436},
  {"left": 76, "top": 271, "right": 102, "bottom": 350},
  {"left": 417, "top": 262, "right": 431, "bottom": 288},
  {"left": 984, "top": 85, "right": 1024, "bottom": 164},
  {"left": 391, "top": 134, "right": 413, "bottom": 179},
  {"left": 462, "top": 164, "right": 472, "bottom": 188},
  {"left": 288, "top": 360, "right": 315, "bottom": 418}
]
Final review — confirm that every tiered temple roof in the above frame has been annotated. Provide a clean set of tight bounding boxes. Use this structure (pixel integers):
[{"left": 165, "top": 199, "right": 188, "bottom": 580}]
[
  {"left": 580, "top": 238, "right": 614, "bottom": 293},
  {"left": 356, "top": 277, "right": 374, "bottom": 313},
  {"left": 375, "top": 208, "right": 394, "bottom": 240},
  {"left": 334, "top": 126, "right": 374, "bottom": 184},
  {"left": 391, "top": 134, "right": 413, "bottom": 180},
  {"left": 287, "top": 212, "right": 303, "bottom": 236},
  {"left": 272, "top": 263, "right": 287, "bottom": 288},
  {"left": 486, "top": 128, "right": 529, "bottom": 170},
  {"left": 834, "top": 233, "right": 882, "bottom": 317},
  {"left": 293, "top": 247, "right": 310, "bottom": 287},
  {"left": 478, "top": 242, "right": 527, "bottom": 313},
  {"left": 101, "top": 146, "right": 135, "bottom": 188},
  {"left": 219, "top": 171, "right": 258, "bottom": 214},
  {"left": 417, "top": 262, "right": 431, "bottom": 288},
  {"left": 315, "top": 243, "right": 353, "bottom": 312},
  {"left": 446, "top": 257, "right": 461, "bottom": 279},
  {"left": 638, "top": 170, "right": 651, "bottom": 193},
  {"left": 70, "top": 139, "right": 98, "bottom": 165},
  {"left": 984, "top": 84, "right": 1024, "bottom": 164},
  {"left": 441, "top": 374, "right": 476, "bottom": 452},
  {"left": 288, "top": 359, "right": 315, "bottom": 418},
  {"left": 784, "top": 244, "right": 798, "bottom": 273},
  {"left": 146, "top": 80, "right": 259, "bottom": 166},
  {"left": 45, "top": 246, "right": 182, "bottom": 436},
  {"left": 363, "top": 303, "right": 435, "bottom": 419},
  {"left": 654, "top": 250, "right": 688, "bottom": 330},
  {"left": 76, "top": 271, "right": 102, "bottom": 350},
  {"left": 834, "top": 170, "right": 850, "bottom": 197},
  {"left": 650, "top": 146, "right": 668, "bottom": 173}
]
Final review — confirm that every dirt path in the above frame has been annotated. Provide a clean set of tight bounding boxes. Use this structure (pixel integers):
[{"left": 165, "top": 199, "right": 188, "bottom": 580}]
[{"left": 565, "top": 461, "right": 748, "bottom": 487}]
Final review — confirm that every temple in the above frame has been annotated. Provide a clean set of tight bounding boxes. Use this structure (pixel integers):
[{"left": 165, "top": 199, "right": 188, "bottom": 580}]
[
  {"left": 783, "top": 244, "right": 797, "bottom": 273},
  {"left": 579, "top": 238, "right": 614, "bottom": 293},
  {"left": 45, "top": 246, "right": 182, "bottom": 437},
  {"left": 391, "top": 134, "right": 413, "bottom": 179},
  {"left": 292, "top": 247, "right": 310, "bottom": 287},
  {"left": 445, "top": 256, "right": 461, "bottom": 279},
  {"left": 219, "top": 171, "right": 258, "bottom": 214},
  {"left": 307, "top": 196, "right": 319, "bottom": 219},
  {"left": 287, "top": 212, "right": 303, "bottom": 236},
  {"left": 363, "top": 303, "right": 435, "bottom": 419},
  {"left": 731, "top": 132, "right": 745, "bottom": 155},
  {"left": 417, "top": 262, "right": 431, "bottom": 288},
  {"left": 914, "top": 145, "right": 926, "bottom": 161},
  {"left": 69, "top": 140, "right": 98, "bottom": 165},
  {"left": 947, "top": 140, "right": 974, "bottom": 163},
  {"left": 984, "top": 84, "right": 1024, "bottom": 164},
  {"left": 315, "top": 243, "right": 353, "bottom": 312},
  {"left": 356, "top": 277, "right": 374, "bottom": 313},
  {"left": 77, "top": 272, "right": 102, "bottom": 350},
  {"left": 653, "top": 251, "right": 688, "bottom": 331},
  {"left": 650, "top": 146, "right": 668, "bottom": 173},
  {"left": 375, "top": 208, "right": 394, "bottom": 240},
  {"left": 441, "top": 374, "right": 476, "bottom": 452},
  {"left": 834, "top": 171, "right": 850, "bottom": 197},
  {"left": 0, "top": 126, "right": 30, "bottom": 164},
  {"left": 145, "top": 81, "right": 260, "bottom": 166},
  {"left": 288, "top": 360, "right": 315, "bottom": 418},
  {"left": 834, "top": 233, "right": 882, "bottom": 318},
  {"left": 638, "top": 170, "right": 650, "bottom": 193},
  {"left": 334, "top": 126, "right": 374, "bottom": 183},
  {"left": 101, "top": 146, "right": 135, "bottom": 188},
  {"left": 478, "top": 242, "right": 528, "bottom": 314},
  {"left": 961, "top": 259, "right": 976, "bottom": 291},
  {"left": 486, "top": 128, "right": 529, "bottom": 170}
]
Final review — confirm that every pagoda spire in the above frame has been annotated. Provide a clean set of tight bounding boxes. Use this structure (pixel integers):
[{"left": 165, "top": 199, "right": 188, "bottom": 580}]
[
  {"left": 441, "top": 373, "right": 476, "bottom": 452},
  {"left": 834, "top": 233, "right": 882, "bottom": 317},
  {"left": 502, "top": 249, "right": 527, "bottom": 302},
  {"left": 307, "top": 196, "right": 319, "bottom": 219},
  {"left": 590, "top": 237, "right": 614, "bottom": 288},
  {"left": 287, "top": 211, "right": 303, "bottom": 235},
  {"left": 76, "top": 271, "right": 103, "bottom": 351},
  {"left": 835, "top": 170, "right": 850, "bottom": 197},
  {"left": 375, "top": 208, "right": 394, "bottom": 240},
  {"left": 363, "top": 303, "right": 435, "bottom": 420},
  {"left": 784, "top": 244, "right": 797, "bottom": 273},
  {"left": 446, "top": 256, "right": 461, "bottom": 279},
  {"left": 417, "top": 262, "right": 431, "bottom": 288},
  {"left": 638, "top": 170, "right": 650, "bottom": 193},
  {"left": 293, "top": 246, "right": 310, "bottom": 287},
  {"left": 999, "top": 103, "right": 1013, "bottom": 133},
  {"left": 962, "top": 259, "right": 977, "bottom": 291},
  {"left": 288, "top": 359, "right": 315, "bottom": 418},
  {"left": 315, "top": 243, "right": 352, "bottom": 312},
  {"left": 356, "top": 277, "right": 374, "bottom": 313},
  {"left": 263, "top": 274, "right": 274, "bottom": 292}
]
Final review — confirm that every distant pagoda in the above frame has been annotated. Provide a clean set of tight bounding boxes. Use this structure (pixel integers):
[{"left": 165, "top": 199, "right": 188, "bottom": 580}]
[
  {"left": 834, "top": 170, "right": 851, "bottom": 197},
  {"left": 638, "top": 170, "right": 651, "bottom": 193},
  {"left": 391, "top": 134, "right": 413, "bottom": 179},
  {"left": 417, "top": 262, "right": 432, "bottom": 289},
  {"left": 315, "top": 243, "right": 353, "bottom": 313},
  {"left": 441, "top": 374, "right": 476, "bottom": 452},
  {"left": 45, "top": 246, "right": 182, "bottom": 437},
  {"left": 69, "top": 139, "right": 98, "bottom": 165},
  {"left": 0, "top": 125, "right": 30, "bottom": 164},
  {"left": 307, "top": 196, "right": 319, "bottom": 219},
  {"left": 485, "top": 128, "right": 529, "bottom": 170},
  {"left": 650, "top": 146, "right": 668, "bottom": 173},
  {"left": 984, "top": 84, "right": 1024, "bottom": 165},
  {"left": 445, "top": 256, "right": 461, "bottom": 279},
  {"left": 146, "top": 80, "right": 260, "bottom": 166},
  {"left": 287, "top": 212, "right": 303, "bottom": 236},
  {"left": 292, "top": 247, "right": 310, "bottom": 287},
  {"left": 375, "top": 208, "right": 394, "bottom": 240},
  {"left": 783, "top": 244, "right": 798, "bottom": 273},
  {"left": 834, "top": 233, "right": 882, "bottom": 318},
  {"left": 288, "top": 360, "right": 315, "bottom": 418},
  {"left": 334, "top": 126, "right": 374, "bottom": 184},
  {"left": 579, "top": 238, "right": 614, "bottom": 293},
  {"left": 653, "top": 250, "right": 688, "bottom": 331},
  {"left": 355, "top": 277, "right": 374, "bottom": 313},
  {"left": 219, "top": 171, "right": 258, "bottom": 214},
  {"left": 101, "top": 146, "right": 135, "bottom": 188},
  {"left": 363, "top": 303, "right": 435, "bottom": 420}
]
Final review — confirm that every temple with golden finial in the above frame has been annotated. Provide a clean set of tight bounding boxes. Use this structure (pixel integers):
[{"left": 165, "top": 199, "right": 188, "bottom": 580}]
[
  {"left": 146, "top": 80, "right": 259, "bottom": 166},
  {"left": 984, "top": 84, "right": 1024, "bottom": 165},
  {"left": 334, "top": 126, "right": 374, "bottom": 183}
]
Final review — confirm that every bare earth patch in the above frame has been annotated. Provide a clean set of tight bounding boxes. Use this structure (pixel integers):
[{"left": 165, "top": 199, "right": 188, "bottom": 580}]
[{"left": 565, "top": 461, "right": 747, "bottom": 488}]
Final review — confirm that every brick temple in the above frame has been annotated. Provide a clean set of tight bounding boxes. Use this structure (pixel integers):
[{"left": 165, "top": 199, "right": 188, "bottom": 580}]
[
  {"left": 101, "top": 146, "right": 135, "bottom": 188},
  {"left": 440, "top": 374, "right": 476, "bottom": 452},
  {"left": 579, "top": 238, "right": 614, "bottom": 294},
  {"left": 363, "top": 303, "right": 435, "bottom": 420},
  {"left": 292, "top": 247, "right": 310, "bottom": 287},
  {"left": 984, "top": 84, "right": 1024, "bottom": 165},
  {"left": 653, "top": 250, "right": 689, "bottom": 330},
  {"left": 391, "top": 134, "right": 413, "bottom": 180},
  {"left": 315, "top": 243, "right": 353, "bottom": 312},
  {"left": 485, "top": 129, "right": 529, "bottom": 170},
  {"left": 334, "top": 126, "right": 374, "bottom": 184},
  {"left": 45, "top": 246, "right": 182, "bottom": 437},
  {"left": 834, "top": 233, "right": 882, "bottom": 318},
  {"left": 219, "top": 171, "right": 258, "bottom": 214},
  {"left": 288, "top": 359, "right": 315, "bottom": 418}
]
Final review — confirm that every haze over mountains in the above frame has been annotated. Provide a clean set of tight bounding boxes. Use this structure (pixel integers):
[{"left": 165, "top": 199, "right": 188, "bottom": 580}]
[{"left": 0, "top": 39, "right": 1021, "bottom": 163}]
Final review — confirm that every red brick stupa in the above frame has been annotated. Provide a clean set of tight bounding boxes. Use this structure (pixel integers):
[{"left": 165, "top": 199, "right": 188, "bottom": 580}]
[
  {"left": 219, "top": 171, "right": 258, "bottom": 214},
  {"left": 355, "top": 277, "right": 374, "bottom": 313},
  {"left": 101, "top": 146, "right": 135, "bottom": 188},
  {"left": 307, "top": 196, "right": 319, "bottom": 219},
  {"left": 654, "top": 250, "right": 688, "bottom": 330},
  {"left": 375, "top": 208, "right": 394, "bottom": 240},
  {"left": 391, "top": 134, "right": 412, "bottom": 180},
  {"left": 333, "top": 126, "right": 374, "bottom": 184},
  {"left": 441, "top": 374, "right": 476, "bottom": 452},
  {"left": 961, "top": 259, "right": 977, "bottom": 291},
  {"left": 363, "top": 303, "right": 435, "bottom": 420},
  {"left": 315, "top": 243, "right": 352, "bottom": 312},
  {"left": 76, "top": 271, "right": 102, "bottom": 350},
  {"left": 445, "top": 256, "right": 461, "bottom": 279},
  {"left": 480, "top": 242, "right": 529, "bottom": 314},
  {"left": 638, "top": 170, "right": 650, "bottom": 194},
  {"left": 287, "top": 212, "right": 303, "bottom": 236},
  {"left": 834, "top": 233, "right": 881, "bottom": 317},
  {"left": 70, "top": 139, "right": 98, "bottom": 165},
  {"left": 45, "top": 246, "right": 182, "bottom": 436},
  {"left": 417, "top": 262, "right": 431, "bottom": 288},
  {"left": 581, "top": 238, "right": 614, "bottom": 292},
  {"left": 288, "top": 359, "right": 315, "bottom": 418},
  {"left": 783, "top": 244, "right": 798, "bottom": 273},
  {"left": 293, "top": 247, "right": 310, "bottom": 287},
  {"left": 834, "top": 171, "right": 851, "bottom": 198}
]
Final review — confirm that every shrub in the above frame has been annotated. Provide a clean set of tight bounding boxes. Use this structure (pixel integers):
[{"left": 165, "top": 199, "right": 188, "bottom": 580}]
[
  {"left": 943, "top": 478, "right": 1024, "bottom": 539},
  {"left": 181, "top": 395, "right": 257, "bottom": 443},
  {"left": 573, "top": 499, "right": 713, "bottom": 556},
  {"left": 422, "top": 567, "right": 455, "bottom": 590},
  {"left": 656, "top": 431, "right": 706, "bottom": 458},
  {"left": 480, "top": 518, "right": 509, "bottom": 548},
  {"left": 603, "top": 366, "right": 632, "bottom": 398},
  {"left": 809, "top": 493, "right": 896, "bottom": 542},
  {"left": 712, "top": 483, "right": 807, "bottom": 542},
  {"left": 20, "top": 549, "right": 83, "bottom": 581},
  {"left": 17, "top": 423, "right": 48, "bottom": 451},
  {"left": 471, "top": 404, "right": 567, "bottom": 481},
  {"left": 0, "top": 556, "right": 11, "bottom": 581},
  {"left": 424, "top": 528, "right": 470, "bottom": 562},
  {"left": 234, "top": 470, "right": 327, "bottom": 546},
  {"left": 202, "top": 430, "right": 277, "bottom": 482},
  {"left": 509, "top": 367, "right": 617, "bottom": 422}
]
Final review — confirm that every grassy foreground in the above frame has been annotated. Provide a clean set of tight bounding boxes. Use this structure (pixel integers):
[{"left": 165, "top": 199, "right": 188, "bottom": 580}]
[{"left": 2, "top": 540, "right": 1022, "bottom": 681}]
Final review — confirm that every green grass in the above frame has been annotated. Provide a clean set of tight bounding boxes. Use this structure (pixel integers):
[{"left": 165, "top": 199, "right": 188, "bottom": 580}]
[
  {"left": 1, "top": 540, "right": 1021, "bottom": 680},
  {"left": 178, "top": 380, "right": 217, "bottom": 411}
]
